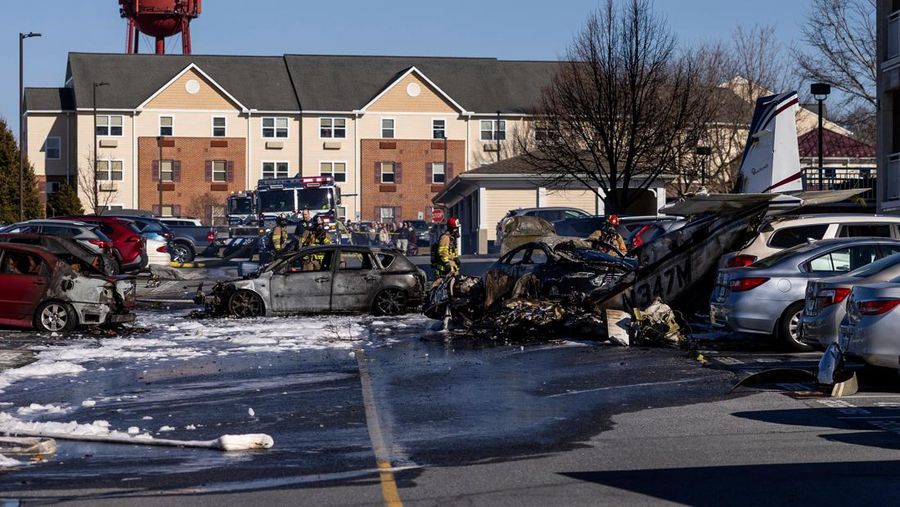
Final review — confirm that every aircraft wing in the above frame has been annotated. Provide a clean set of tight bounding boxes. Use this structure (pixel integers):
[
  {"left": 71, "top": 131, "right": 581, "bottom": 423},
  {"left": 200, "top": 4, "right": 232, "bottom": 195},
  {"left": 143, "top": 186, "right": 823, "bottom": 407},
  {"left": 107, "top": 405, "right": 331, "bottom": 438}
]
[{"left": 660, "top": 188, "right": 868, "bottom": 217}]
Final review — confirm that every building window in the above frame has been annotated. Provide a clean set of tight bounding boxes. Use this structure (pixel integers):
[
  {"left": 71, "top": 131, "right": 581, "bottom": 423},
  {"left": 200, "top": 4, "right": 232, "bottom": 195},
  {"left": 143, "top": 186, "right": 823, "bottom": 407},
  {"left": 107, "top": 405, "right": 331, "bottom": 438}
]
[
  {"left": 160, "top": 205, "right": 175, "bottom": 217},
  {"left": 320, "top": 161, "right": 347, "bottom": 182},
  {"left": 337, "top": 206, "right": 347, "bottom": 220},
  {"left": 160, "top": 160, "right": 174, "bottom": 182},
  {"left": 432, "top": 162, "right": 445, "bottom": 184},
  {"left": 381, "top": 118, "right": 395, "bottom": 138},
  {"left": 480, "top": 119, "right": 506, "bottom": 141},
  {"left": 262, "top": 117, "right": 288, "bottom": 138},
  {"left": 96, "top": 115, "right": 123, "bottom": 136},
  {"left": 534, "top": 124, "right": 552, "bottom": 143},
  {"left": 380, "top": 162, "right": 395, "bottom": 184},
  {"left": 159, "top": 116, "right": 174, "bottom": 136},
  {"left": 46, "top": 181, "right": 61, "bottom": 194},
  {"left": 379, "top": 207, "right": 395, "bottom": 222},
  {"left": 45, "top": 137, "right": 60, "bottom": 160},
  {"left": 212, "top": 160, "right": 227, "bottom": 182},
  {"left": 212, "top": 116, "right": 226, "bottom": 137},
  {"left": 320, "top": 117, "right": 346, "bottom": 138},
  {"left": 96, "top": 160, "right": 124, "bottom": 181},
  {"left": 262, "top": 161, "right": 289, "bottom": 179},
  {"left": 433, "top": 119, "right": 446, "bottom": 139}
]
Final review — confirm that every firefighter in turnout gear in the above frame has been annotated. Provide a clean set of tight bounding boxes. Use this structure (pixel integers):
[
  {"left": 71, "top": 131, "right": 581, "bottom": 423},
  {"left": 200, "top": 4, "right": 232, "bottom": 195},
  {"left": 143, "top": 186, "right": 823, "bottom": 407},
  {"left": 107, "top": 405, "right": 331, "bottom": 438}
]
[
  {"left": 432, "top": 217, "right": 461, "bottom": 278},
  {"left": 271, "top": 214, "right": 289, "bottom": 252},
  {"left": 302, "top": 216, "right": 332, "bottom": 271},
  {"left": 588, "top": 214, "right": 627, "bottom": 256}
]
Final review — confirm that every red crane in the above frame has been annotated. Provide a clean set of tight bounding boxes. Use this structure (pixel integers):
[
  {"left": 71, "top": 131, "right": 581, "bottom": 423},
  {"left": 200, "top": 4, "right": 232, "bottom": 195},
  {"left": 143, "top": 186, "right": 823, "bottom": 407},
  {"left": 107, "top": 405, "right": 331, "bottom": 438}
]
[{"left": 119, "top": 0, "right": 202, "bottom": 54}]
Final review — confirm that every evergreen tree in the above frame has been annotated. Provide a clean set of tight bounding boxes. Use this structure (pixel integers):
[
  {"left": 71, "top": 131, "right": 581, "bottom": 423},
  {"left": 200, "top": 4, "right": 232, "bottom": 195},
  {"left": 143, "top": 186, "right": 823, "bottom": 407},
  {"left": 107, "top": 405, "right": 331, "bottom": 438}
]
[
  {"left": 0, "top": 117, "right": 43, "bottom": 223},
  {"left": 47, "top": 184, "right": 84, "bottom": 217}
]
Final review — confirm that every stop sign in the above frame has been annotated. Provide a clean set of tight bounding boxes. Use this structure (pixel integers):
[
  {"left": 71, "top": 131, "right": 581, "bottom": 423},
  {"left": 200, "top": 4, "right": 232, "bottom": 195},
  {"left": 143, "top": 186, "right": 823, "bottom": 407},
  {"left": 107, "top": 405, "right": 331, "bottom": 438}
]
[{"left": 431, "top": 207, "right": 445, "bottom": 224}]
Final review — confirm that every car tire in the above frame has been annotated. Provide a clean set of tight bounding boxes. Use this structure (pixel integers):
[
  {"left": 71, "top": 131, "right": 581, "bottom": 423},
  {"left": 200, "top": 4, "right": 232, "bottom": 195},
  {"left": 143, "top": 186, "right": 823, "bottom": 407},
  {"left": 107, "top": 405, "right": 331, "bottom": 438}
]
[
  {"left": 34, "top": 301, "right": 78, "bottom": 333},
  {"left": 777, "top": 301, "right": 810, "bottom": 352},
  {"left": 372, "top": 289, "right": 407, "bottom": 316},
  {"left": 171, "top": 242, "right": 196, "bottom": 263},
  {"left": 227, "top": 290, "right": 265, "bottom": 318}
]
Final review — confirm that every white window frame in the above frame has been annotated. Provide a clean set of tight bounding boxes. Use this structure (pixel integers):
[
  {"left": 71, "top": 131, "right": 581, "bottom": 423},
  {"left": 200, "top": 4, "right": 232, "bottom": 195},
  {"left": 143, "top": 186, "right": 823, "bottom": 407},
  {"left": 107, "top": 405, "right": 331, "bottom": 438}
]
[
  {"left": 432, "top": 118, "right": 446, "bottom": 140},
  {"left": 380, "top": 161, "right": 395, "bottom": 184},
  {"left": 480, "top": 119, "right": 506, "bottom": 141},
  {"left": 432, "top": 162, "right": 446, "bottom": 184},
  {"left": 319, "top": 161, "right": 347, "bottom": 182},
  {"left": 261, "top": 116, "right": 289, "bottom": 139},
  {"left": 96, "top": 158, "right": 125, "bottom": 182},
  {"left": 212, "top": 116, "right": 227, "bottom": 137},
  {"left": 159, "top": 159, "right": 174, "bottom": 182},
  {"left": 319, "top": 117, "right": 347, "bottom": 139},
  {"left": 262, "top": 161, "right": 290, "bottom": 179},
  {"left": 45, "top": 136, "right": 61, "bottom": 160},
  {"left": 379, "top": 207, "right": 395, "bottom": 222},
  {"left": 96, "top": 115, "right": 124, "bottom": 137},
  {"left": 160, "top": 204, "right": 175, "bottom": 217},
  {"left": 159, "top": 115, "right": 174, "bottom": 137},
  {"left": 211, "top": 160, "right": 227, "bottom": 182},
  {"left": 337, "top": 206, "right": 347, "bottom": 220},
  {"left": 381, "top": 118, "right": 395, "bottom": 139}
]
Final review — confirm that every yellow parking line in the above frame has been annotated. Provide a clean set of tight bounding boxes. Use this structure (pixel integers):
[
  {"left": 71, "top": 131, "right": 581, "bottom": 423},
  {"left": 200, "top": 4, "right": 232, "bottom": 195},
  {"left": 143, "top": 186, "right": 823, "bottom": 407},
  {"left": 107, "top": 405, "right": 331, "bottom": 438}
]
[{"left": 354, "top": 348, "right": 403, "bottom": 507}]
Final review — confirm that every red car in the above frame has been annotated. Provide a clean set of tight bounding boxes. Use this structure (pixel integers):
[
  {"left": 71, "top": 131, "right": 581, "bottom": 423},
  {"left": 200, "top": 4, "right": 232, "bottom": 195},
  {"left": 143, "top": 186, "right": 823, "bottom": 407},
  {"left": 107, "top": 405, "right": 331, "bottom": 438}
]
[
  {"left": 0, "top": 243, "right": 135, "bottom": 332},
  {"left": 56, "top": 216, "right": 147, "bottom": 272}
]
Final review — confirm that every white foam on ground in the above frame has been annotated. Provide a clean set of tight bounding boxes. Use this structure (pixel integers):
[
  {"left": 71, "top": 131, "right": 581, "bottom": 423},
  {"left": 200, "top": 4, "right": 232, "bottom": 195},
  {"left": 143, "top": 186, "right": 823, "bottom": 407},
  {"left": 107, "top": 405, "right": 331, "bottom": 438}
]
[
  {"left": 0, "top": 454, "right": 23, "bottom": 468},
  {"left": 16, "top": 403, "right": 70, "bottom": 416},
  {"left": 0, "top": 413, "right": 145, "bottom": 440}
]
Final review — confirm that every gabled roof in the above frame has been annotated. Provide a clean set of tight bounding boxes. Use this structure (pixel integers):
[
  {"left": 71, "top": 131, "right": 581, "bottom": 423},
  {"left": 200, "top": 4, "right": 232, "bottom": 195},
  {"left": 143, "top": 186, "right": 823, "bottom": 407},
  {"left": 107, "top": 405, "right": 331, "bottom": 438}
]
[
  {"left": 65, "top": 53, "right": 299, "bottom": 111},
  {"left": 283, "top": 54, "right": 558, "bottom": 113},
  {"left": 358, "top": 66, "right": 467, "bottom": 113},
  {"left": 797, "top": 128, "right": 875, "bottom": 158},
  {"left": 24, "top": 88, "right": 74, "bottom": 112},
  {"left": 136, "top": 63, "right": 248, "bottom": 111}
]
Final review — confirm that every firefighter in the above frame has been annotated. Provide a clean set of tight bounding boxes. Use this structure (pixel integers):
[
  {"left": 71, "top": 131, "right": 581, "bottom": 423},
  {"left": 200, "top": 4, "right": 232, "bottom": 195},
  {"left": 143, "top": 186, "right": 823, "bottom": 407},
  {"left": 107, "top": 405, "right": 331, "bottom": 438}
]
[
  {"left": 294, "top": 209, "right": 313, "bottom": 248},
  {"left": 589, "top": 214, "right": 627, "bottom": 256},
  {"left": 302, "top": 216, "right": 332, "bottom": 270},
  {"left": 271, "top": 214, "right": 289, "bottom": 252},
  {"left": 431, "top": 217, "right": 461, "bottom": 278}
]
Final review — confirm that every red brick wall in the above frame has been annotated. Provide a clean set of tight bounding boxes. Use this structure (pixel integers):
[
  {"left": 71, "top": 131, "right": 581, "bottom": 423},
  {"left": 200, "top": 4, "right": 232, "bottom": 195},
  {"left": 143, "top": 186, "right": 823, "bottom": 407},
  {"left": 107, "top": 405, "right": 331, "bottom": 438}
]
[
  {"left": 360, "top": 139, "right": 464, "bottom": 221},
  {"left": 137, "top": 137, "right": 246, "bottom": 215}
]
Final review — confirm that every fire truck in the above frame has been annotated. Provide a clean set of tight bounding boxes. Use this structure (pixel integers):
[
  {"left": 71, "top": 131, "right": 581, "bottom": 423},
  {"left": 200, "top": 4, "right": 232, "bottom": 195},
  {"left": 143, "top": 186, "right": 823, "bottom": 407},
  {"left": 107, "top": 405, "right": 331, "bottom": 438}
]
[
  {"left": 226, "top": 191, "right": 256, "bottom": 226},
  {"left": 229, "top": 175, "right": 342, "bottom": 239}
]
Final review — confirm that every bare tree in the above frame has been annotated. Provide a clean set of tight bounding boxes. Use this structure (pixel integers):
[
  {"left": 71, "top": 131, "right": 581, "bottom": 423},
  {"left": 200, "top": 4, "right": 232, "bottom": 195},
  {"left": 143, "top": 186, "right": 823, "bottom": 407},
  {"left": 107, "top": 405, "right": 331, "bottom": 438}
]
[
  {"left": 77, "top": 149, "right": 118, "bottom": 215},
  {"left": 521, "top": 0, "right": 724, "bottom": 212},
  {"left": 796, "top": 0, "right": 876, "bottom": 140}
]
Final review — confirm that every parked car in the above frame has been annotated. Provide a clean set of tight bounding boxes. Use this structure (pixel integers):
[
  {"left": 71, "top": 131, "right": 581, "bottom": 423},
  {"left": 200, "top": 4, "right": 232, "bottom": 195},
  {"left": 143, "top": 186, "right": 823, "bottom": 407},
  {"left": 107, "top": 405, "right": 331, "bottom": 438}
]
[
  {"left": 720, "top": 214, "right": 900, "bottom": 269},
  {"left": 159, "top": 217, "right": 203, "bottom": 227},
  {"left": 101, "top": 216, "right": 172, "bottom": 266},
  {"left": 496, "top": 207, "right": 591, "bottom": 248},
  {"left": 554, "top": 215, "right": 686, "bottom": 249},
  {"left": 0, "top": 219, "right": 117, "bottom": 260},
  {"left": 408, "top": 220, "right": 432, "bottom": 246},
  {"left": 710, "top": 237, "right": 900, "bottom": 350},
  {"left": 152, "top": 220, "right": 215, "bottom": 263},
  {"left": 0, "top": 233, "right": 119, "bottom": 275},
  {"left": 839, "top": 280, "right": 900, "bottom": 371},
  {"left": 55, "top": 216, "right": 147, "bottom": 273},
  {"left": 196, "top": 246, "right": 426, "bottom": 317},
  {"left": 0, "top": 243, "right": 135, "bottom": 332},
  {"left": 800, "top": 252, "right": 900, "bottom": 349}
]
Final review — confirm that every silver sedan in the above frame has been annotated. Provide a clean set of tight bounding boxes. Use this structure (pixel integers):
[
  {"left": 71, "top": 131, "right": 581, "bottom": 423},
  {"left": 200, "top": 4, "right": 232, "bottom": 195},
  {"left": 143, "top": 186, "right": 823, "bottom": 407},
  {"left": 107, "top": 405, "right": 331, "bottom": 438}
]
[
  {"left": 840, "top": 281, "right": 900, "bottom": 370},
  {"left": 801, "top": 252, "right": 900, "bottom": 349},
  {"left": 710, "top": 238, "right": 900, "bottom": 350}
]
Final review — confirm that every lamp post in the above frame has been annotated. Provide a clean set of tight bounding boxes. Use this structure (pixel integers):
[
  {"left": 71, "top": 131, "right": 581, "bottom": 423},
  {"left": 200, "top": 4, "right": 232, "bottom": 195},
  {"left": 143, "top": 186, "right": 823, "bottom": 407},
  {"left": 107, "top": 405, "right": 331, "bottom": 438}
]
[
  {"left": 811, "top": 82, "right": 831, "bottom": 191},
  {"left": 92, "top": 81, "right": 109, "bottom": 215},
  {"left": 19, "top": 31, "right": 41, "bottom": 220},
  {"left": 695, "top": 146, "right": 712, "bottom": 188}
]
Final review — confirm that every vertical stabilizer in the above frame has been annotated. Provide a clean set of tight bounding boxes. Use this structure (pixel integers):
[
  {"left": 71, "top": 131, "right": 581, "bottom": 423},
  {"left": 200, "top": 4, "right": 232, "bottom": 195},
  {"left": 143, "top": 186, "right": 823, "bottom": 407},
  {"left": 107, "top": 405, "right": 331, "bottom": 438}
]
[{"left": 735, "top": 91, "right": 802, "bottom": 194}]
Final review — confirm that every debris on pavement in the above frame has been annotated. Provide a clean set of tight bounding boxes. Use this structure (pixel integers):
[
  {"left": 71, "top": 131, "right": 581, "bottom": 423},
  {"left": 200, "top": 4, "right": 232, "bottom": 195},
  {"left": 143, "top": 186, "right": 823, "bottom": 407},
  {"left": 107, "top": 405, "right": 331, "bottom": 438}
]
[
  {"left": 0, "top": 436, "right": 56, "bottom": 456},
  {"left": 630, "top": 298, "right": 684, "bottom": 347}
]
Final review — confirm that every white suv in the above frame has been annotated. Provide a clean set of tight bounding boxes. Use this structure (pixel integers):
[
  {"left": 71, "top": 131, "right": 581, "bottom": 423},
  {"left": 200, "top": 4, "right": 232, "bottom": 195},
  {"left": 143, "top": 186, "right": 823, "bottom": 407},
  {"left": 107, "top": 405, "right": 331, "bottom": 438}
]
[{"left": 721, "top": 214, "right": 900, "bottom": 268}]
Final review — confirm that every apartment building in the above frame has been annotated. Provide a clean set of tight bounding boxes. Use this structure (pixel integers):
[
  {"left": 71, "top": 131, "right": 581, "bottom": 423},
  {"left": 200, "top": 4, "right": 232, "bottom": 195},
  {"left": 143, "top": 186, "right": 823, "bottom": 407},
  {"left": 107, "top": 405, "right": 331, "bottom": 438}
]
[{"left": 25, "top": 52, "right": 557, "bottom": 223}]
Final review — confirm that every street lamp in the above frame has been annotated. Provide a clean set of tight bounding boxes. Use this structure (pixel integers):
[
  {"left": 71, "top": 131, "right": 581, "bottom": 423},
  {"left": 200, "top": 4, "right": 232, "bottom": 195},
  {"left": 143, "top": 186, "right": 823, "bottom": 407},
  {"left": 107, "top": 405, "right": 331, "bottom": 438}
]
[
  {"left": 92, "top": 81, "right": 109, "bottom": 215},
  {"left": 19, "top": 31, "right": 41, "bottom": 220},
  {"left": 811, "top": 82, "right": 831, "bottom": 190},
  {"left": 695, "top": 145, "right": 712, "bottom": 188}
]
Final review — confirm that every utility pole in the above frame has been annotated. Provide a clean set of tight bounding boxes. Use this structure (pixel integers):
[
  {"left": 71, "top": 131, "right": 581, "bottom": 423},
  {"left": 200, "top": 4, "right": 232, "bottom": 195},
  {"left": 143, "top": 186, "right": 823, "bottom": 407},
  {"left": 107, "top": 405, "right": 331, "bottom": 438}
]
[
  {"left": 19, "top": 31, "right": 41, "bottom": 220},
  {"left": 811, "top": 83, "right": 831, "bottom": 191},
  {"left": 92, "top": 81, "right": 109, "bottom": 215}
]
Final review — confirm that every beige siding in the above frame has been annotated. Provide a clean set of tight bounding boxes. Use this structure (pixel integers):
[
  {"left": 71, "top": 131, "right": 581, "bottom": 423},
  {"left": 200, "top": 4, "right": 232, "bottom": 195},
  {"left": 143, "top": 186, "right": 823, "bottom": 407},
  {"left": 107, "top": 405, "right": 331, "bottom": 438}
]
[
  {"left": 300, "top": 114, "right": 356, "bottom": 220},
  {"left": 145, "top": 68, "right": 239, "bottom": 110},
  {"left": 26, "top": 113, "right": 74, "bottom": 179},
  {"left": 75, "top": 112, "right": 136, "bottom": 210},
  {"left": 368, "top": 74, "right": 456, "bottom": 113},
  {"left": 545, "top": 188, "right": 598, "bottom": 214},
  {"left": 485, "top": 188, "right": 538, "bottom": 241}
]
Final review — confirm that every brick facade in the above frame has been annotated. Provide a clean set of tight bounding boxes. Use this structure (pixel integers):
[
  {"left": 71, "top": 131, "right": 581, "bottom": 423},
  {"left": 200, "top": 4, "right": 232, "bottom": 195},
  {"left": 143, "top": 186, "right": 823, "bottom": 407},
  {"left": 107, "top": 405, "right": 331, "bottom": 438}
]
[
  {"left": 138, "top": 137, "right": 246, "bottom": 216},
  {"left": 360, "top": 139, "right": 464, "bottom": 222}
]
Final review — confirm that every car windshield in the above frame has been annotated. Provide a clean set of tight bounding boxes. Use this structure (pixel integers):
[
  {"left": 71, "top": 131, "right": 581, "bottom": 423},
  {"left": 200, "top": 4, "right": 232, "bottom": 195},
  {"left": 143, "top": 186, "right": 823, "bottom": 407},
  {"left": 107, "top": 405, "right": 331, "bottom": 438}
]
[
  {"left": 850, "top": 252, "right": 900, "bottom": 278},
  {"left": 297, "top": 188, "right": 331, "bottom": 211},
  {"left": 258, "top": 190, "right": 294, "bottom": 213},
  {"left": 228, "top": 197, "right": 253, "bottom": 215}
]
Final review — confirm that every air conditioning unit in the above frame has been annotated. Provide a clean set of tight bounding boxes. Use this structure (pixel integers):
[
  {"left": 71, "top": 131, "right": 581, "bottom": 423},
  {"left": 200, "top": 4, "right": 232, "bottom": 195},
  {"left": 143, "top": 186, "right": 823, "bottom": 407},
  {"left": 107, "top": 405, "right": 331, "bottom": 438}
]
[{"left": 99, "top": 182, "right": 118, "bottom": 192}]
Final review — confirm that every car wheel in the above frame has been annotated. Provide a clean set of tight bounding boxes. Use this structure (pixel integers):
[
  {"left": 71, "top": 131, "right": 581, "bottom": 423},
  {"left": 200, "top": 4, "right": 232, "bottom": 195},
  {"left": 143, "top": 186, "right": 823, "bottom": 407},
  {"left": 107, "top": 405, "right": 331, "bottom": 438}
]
[
  {"left": 777, "top": 301, "right": 810, "bottom": 352},
  {"left": 372, "top": 289, "right": 407, "bottom": 316},
  {"left": 171, "top": 242, "right": 195, "bottom": 263},
  {"left": 227, "top": 290, "right": 265, "bottom": 318},
  {"left": 34, "top": 301, "right": 78, "bottom": 333}
]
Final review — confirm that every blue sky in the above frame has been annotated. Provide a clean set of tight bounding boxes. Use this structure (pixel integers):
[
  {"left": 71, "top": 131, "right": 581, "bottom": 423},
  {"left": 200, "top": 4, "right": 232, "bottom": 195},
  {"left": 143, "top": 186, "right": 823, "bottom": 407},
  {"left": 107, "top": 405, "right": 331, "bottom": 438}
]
[{"left": 1, "top": 0, "right": 812, "bottom": 138}]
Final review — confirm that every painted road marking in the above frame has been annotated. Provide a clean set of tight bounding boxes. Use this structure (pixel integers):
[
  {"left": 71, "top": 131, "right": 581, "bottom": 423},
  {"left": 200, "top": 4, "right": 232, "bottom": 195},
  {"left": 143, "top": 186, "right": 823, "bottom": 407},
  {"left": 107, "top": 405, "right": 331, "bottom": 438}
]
[
  {"left": 355, "top": 348, "right": 403, "bottom": 507},
  {"left": 546, "top": 376, "right": 716, "bottom": 398},
  {"left": 715, "top": 356, "right": 744, "bottom": 365}
]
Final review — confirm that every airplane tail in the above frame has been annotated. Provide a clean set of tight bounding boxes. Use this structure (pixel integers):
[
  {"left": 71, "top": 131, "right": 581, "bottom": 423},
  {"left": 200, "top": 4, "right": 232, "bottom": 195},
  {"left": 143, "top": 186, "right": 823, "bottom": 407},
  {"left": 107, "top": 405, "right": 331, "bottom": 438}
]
[{"left": 734, "top": 91, "right": 802, "bottom": 194}]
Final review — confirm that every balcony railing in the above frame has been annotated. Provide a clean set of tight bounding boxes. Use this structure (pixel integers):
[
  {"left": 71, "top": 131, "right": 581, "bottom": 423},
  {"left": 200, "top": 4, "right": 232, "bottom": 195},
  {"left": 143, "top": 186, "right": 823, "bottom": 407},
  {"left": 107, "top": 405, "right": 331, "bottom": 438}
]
[{"left": 801, "top": 166, "right": 876, "bottom": 201}]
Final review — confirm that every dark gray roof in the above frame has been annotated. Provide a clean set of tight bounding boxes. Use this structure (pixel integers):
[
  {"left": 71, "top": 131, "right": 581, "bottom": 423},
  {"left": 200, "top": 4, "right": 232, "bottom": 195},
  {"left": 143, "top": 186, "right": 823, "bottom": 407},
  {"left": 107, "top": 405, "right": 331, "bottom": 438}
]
[
  {"left": 24, "top": 87, "right": 74, "bottom": 111},
  {"left": 467, "top": 155, "right": 539, "bottom": 175},
  {"left": 64, "top": 53, "right": 299, "bottom": 111},
  {"left": 283, "top": 55, "right": 558, "bottom": 113}
]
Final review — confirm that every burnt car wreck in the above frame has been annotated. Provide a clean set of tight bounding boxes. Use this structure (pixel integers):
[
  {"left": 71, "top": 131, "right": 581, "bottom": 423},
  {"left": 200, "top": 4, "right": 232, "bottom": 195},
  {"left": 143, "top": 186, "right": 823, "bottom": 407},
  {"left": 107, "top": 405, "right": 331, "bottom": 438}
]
[{"left": 196, "top": 245, "right": 426, "bottom": 317}]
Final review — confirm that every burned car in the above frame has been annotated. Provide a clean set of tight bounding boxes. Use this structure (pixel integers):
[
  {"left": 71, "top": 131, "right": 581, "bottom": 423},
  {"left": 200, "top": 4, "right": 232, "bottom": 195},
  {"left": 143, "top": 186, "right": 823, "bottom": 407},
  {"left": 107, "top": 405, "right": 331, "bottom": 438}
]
[
  {"left": 0, "top": 243, "right": 136, "bottom": 332},
  {"left": 197, "top": 245, "right": 426, "bottom": 317},
  {"left": 0, "top": 233, "right": 119, "bottom": 275}
]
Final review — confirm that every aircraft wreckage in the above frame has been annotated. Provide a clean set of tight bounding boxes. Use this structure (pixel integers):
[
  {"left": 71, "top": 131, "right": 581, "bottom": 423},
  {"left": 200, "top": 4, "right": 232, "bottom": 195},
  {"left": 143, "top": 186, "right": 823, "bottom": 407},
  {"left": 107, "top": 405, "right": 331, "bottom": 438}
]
[{"left": 424, "top": 91, "right": 865, "bottom": 344}]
